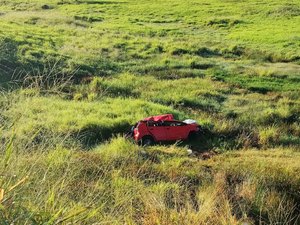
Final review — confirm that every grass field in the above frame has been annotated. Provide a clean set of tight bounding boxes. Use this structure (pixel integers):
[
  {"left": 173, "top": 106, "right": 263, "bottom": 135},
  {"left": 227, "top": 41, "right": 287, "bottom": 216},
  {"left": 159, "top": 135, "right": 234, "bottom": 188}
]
[{"left": 0, "top": 0, "right": 300, "bottom": 224}]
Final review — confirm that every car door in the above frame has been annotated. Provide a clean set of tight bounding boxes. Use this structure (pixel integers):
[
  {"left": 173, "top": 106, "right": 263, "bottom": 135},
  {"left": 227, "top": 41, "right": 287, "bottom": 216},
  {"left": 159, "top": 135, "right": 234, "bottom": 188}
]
[
  {"left": 147, "top": 121, "right": 166, "bottom": 141},
  {"left": 163, "top": 121, "right": 186, "bottom": 140}
]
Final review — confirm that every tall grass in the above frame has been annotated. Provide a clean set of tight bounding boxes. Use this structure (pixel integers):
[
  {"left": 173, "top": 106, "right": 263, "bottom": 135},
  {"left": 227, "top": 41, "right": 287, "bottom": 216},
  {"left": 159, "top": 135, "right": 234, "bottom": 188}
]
[{"left": 1, "top": 135, "right": 299, "bottom": 224}]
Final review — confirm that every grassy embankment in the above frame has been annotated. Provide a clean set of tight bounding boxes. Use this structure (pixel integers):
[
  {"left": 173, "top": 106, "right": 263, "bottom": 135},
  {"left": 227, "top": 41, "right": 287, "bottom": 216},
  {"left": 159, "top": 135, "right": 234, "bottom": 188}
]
[{"left": 0, "top": 0, "right": 300, "bottom": 224}]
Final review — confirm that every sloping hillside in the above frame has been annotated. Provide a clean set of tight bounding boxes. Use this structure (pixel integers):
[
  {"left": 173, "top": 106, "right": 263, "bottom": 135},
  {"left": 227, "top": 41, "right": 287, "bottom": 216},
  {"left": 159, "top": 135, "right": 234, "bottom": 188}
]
[{"left": 0, "top": 0, "right": 300, "bottom": 224}]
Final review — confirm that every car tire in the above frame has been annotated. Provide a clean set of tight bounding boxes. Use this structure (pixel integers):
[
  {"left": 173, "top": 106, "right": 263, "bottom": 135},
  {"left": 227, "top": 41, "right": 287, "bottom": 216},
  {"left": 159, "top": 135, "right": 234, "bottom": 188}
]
[{"left": 142, "top": 136, "right": 154, "bottom": 146}]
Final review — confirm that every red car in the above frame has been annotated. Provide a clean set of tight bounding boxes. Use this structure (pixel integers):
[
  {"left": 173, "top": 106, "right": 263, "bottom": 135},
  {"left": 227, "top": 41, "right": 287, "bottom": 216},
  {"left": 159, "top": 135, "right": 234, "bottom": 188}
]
[{"left": 133, "top": 114, "right": 200, "bottom": 145}]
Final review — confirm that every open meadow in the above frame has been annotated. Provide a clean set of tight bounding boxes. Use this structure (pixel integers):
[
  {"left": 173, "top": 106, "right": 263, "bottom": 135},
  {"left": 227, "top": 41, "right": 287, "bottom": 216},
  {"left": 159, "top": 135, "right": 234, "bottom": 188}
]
[{"left": 0, "top": 0, "right": 300, "bottom": 224}]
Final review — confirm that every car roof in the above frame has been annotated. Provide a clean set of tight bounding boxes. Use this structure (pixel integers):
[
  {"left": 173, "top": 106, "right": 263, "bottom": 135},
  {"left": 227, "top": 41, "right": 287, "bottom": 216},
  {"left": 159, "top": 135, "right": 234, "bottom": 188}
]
[{"left": 143, "top": 114, "right": 174, "bottom": 122}]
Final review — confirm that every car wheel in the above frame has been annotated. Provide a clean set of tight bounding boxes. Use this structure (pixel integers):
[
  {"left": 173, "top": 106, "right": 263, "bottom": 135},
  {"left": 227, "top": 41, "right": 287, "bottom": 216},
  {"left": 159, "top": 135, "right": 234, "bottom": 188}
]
[{"left": 142, "top": 136, "right": 154, "bottom": 146}]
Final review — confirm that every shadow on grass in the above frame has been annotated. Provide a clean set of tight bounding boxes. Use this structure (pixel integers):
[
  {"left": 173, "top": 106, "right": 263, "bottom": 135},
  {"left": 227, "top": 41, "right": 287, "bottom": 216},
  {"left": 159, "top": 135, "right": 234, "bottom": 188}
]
[
  {"left": 83, "top": 1, "right": 126, "bottom": 4},
  {"left": 176, "top": 127, "right": 261, "bottom": 152},
  {"left": 76, "top": 122, "right": 132, "bottom": 148},
  {"left": 58, "top": 1, "right": 126, "bottom": 5},
  {"left": 0, "top": 37, "right": 21, "bottom": 88}
]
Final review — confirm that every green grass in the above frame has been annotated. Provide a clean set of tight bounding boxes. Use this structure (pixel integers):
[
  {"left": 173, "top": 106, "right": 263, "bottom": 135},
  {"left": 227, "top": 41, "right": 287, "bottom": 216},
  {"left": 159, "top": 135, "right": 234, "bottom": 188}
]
[
  {"left": 4, "top": 94, "right": 183, "bottom": 148},
  {"left": 1, "top": 0, "right": 300, "bottom": 224},
  {"left": 0, "top": 0, "right": 299, "bottom": 77},
  {"left": 1, "top": 136, "right": 300, "bottom": 224}
]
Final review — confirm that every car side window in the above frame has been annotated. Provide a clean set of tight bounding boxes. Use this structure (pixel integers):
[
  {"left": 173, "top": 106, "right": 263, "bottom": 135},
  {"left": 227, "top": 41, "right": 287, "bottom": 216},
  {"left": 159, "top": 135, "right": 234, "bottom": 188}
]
[
  {"left": 147, "top": 121, "right": 154, "bottom": 127},
  {"left": 153, "top": 122, "right": 162, "bottom": 127},
  {"left": 147, "top": 121, "right": 163, "bottom": 127},
  {"left": 162, "top": 121, "right": 186, "bottom": 126},
  {"left": 162, "top": 121, "right": 172, "bottom": 126}
]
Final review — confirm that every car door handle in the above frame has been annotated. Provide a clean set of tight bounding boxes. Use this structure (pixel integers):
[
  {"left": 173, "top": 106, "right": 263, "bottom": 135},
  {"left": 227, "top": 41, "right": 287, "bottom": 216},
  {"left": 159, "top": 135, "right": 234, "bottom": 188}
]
[{"left": 166, "top": 128, "right": 170, "bottom": 130}]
